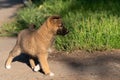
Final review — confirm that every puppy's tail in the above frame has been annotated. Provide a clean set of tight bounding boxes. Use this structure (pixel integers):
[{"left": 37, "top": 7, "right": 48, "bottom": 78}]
[{"left": 29, "top": 24, "right": 36, "bottom": 31}]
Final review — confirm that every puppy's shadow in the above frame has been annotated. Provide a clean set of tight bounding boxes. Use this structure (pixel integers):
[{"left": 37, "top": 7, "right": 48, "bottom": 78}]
[
  {"left": 12, "top": 53, "right": 44, "bottom": 74},
  {"left": 13, "top": 53, "right": 30, "bottom": 66}
]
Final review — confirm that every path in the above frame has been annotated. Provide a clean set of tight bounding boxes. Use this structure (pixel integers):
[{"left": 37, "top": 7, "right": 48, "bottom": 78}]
[
  {"left": 0, "top": 37, "right": 120, "bottom": 80},
  {"left": 0, "top": 0, "right": 23, "bottom": 27}
]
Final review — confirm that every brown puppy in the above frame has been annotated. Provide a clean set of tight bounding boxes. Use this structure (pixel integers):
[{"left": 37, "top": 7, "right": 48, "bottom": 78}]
[{"left": 5, "top": 15, "right": 68, "bottom": 76}]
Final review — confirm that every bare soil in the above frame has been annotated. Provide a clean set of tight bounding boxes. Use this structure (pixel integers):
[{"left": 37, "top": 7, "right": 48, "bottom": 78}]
[
  {"left": 0, "top": 37, "right": 120, "bottom": 80},
  {"left": 0, "top": 0, "right": 23, "bottom": 27}
]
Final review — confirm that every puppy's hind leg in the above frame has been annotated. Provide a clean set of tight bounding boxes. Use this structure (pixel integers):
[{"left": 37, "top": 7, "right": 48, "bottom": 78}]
[
  {"left": 34, "top": 64, "right": 41, "bottom": 72},
  {"left": 29, "top": 57, "right": 41, "bottom": 72},
  {"left": 5, "top": 46, "right": 21, "bottom": 69}
]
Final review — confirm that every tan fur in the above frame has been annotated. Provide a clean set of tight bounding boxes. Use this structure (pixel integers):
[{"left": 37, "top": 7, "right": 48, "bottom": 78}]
[{"left": 5, "top": 15, "right": 68, "bottom": 75}]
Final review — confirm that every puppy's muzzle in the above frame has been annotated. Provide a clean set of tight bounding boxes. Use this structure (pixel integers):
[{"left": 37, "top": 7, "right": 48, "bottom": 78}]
[{"left": 57, "top": 27, "right": 69, "bottom": 36}]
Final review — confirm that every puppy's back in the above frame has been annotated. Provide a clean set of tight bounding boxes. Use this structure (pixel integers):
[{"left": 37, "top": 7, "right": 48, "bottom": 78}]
[{"left": 17, "top": 29, "right": 35, "bottom": 44}]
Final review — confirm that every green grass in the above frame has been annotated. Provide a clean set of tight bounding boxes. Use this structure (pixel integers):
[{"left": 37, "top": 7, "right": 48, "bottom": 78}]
[{"left": 1, "top": 0, "right": 120, "bottom": 51}]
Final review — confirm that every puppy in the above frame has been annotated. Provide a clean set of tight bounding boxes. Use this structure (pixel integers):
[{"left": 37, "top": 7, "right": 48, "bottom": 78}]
[{"left": 5, "top": 15, "right": 69, "bottom": 76}]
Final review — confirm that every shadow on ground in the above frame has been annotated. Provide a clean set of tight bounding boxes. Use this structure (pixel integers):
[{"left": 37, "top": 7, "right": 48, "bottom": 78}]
[
  {"left": 12, "top": 53, "right": 44, "bottom": 74},
  {"left": 11, "top": 51, "right": 120, "bottom": 80},
  {"left": 13, "top": 54, "right": 30, "bottom": 67},
  {"left": 51, "top": 52, "right": 120, "bottom": 79}
]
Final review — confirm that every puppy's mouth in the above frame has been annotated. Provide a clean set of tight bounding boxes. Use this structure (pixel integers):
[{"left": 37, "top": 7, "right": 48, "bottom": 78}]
[{"left": 57, "top": 27, "right": 69, "bottom": 36}]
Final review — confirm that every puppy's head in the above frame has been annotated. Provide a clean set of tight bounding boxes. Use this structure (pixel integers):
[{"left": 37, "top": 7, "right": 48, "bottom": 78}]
[{"left": 47, "top": 15, "right": 69, "bottom": 36}]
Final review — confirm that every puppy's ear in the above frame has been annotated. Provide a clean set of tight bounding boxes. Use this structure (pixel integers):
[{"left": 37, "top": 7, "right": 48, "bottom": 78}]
[
  {"left": 50, "top": 15, "right": 61, "bottom": 22},
  {"left": 29, "top": 23, "right": 36, "bottom": 31},
  {"left": 47, "top": 15, "right": 61, "bottom": 27},
  {"left": 51, "top": 15, "right": 61, "bottom": 19},
  {"left": 50, "top": 15, "right": 62, "bottom": 24}
]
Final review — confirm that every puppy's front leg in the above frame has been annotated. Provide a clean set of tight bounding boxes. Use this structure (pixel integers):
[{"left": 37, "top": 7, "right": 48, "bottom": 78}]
[{"left": 38, "top": 53, "right": 54, "bottom": 76}]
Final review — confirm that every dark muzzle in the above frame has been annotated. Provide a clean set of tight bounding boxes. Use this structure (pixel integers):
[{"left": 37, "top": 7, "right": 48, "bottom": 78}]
[{"left": 57, "top": 27, "right": 69, "bottom": 36}]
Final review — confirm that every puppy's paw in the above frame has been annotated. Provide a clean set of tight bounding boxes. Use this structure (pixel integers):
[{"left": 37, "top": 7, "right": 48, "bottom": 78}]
[
  {"left": 5, "top": 65, "right": 11, "bottom": 69},
  {"left": 48, "top": 72, "right": 55, "bottom": 76},
  {"left": 34, "top": 64, "right": 40, "bottom": 72}
]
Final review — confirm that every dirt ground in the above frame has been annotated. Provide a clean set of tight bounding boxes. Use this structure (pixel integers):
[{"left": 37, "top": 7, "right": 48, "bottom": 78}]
[
  {"left": 0, "top": 37, "right": 120, "bottom": 80},
  {"left": 0, "top": 0, "right": 23, "bottom": 27}
]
